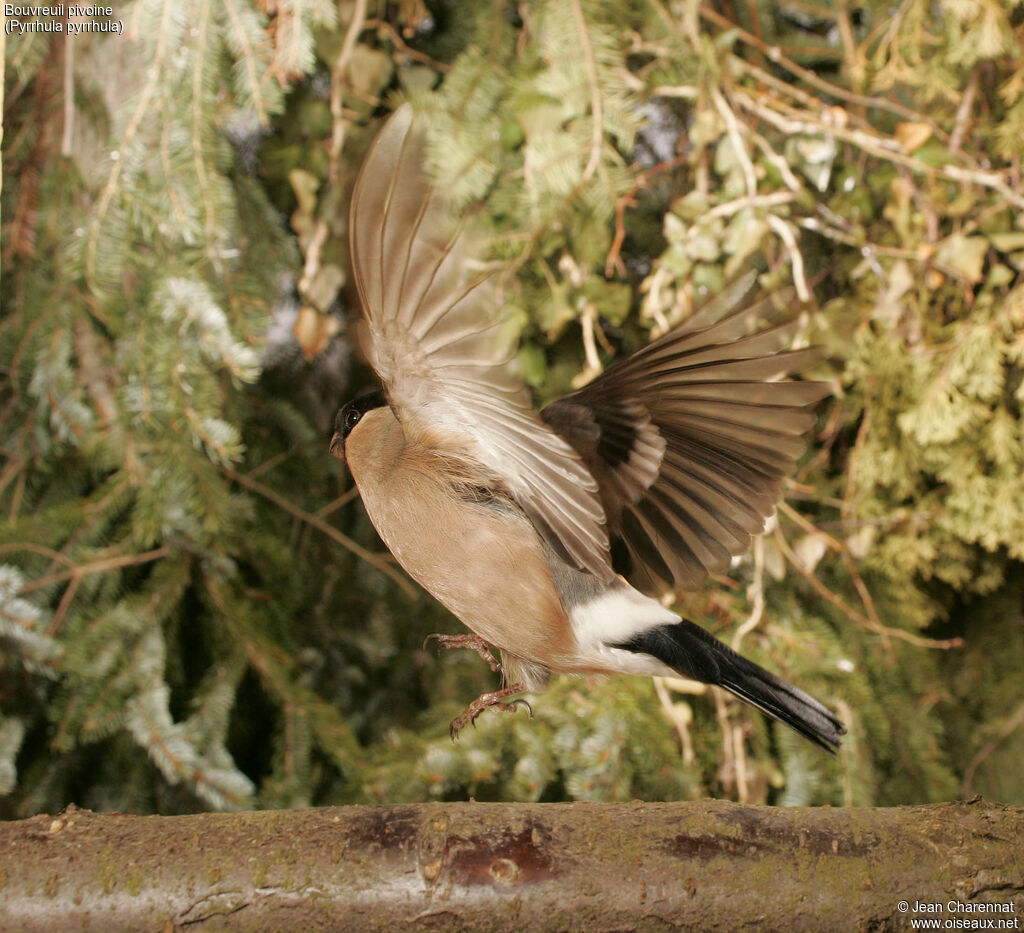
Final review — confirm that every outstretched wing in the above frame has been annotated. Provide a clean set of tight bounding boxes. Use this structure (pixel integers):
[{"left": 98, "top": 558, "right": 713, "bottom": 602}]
[
  {"left": 542, "top": 278, "right": 829, "bottom": 594},
  {"left": 349, "top": 105, "right": 613, "bottom": 579}
]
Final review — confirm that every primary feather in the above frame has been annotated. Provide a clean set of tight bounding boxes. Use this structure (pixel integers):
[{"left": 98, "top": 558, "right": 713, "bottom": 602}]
[{"left": 348, "top": 104, "right": 614, "bottom": 581}]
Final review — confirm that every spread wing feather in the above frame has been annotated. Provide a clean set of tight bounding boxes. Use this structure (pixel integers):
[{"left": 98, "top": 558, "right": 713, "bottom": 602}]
[
  {"left": 349, "top": 105, "right": 613, "bottom": 579},
  {"left": 542, "top": 280, "right": 829, "bottom": 593}
]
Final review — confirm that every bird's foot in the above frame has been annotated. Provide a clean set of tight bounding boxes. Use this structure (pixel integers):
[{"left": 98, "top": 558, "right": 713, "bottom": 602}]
[
  {"left": 424, "top": 633, "right": 502, "bottom": 673},
  {"left": 449, "top": 684, "right": 532, "bottom": 740}
]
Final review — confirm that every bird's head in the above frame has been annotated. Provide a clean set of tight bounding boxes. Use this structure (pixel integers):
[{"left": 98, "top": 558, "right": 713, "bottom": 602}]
[{"left": 330, "top": 388, "right": 387, "bottom": 459}]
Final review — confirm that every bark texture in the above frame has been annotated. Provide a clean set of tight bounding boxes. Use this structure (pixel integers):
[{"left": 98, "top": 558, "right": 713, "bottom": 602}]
[{"left": 1, "top": 799, "right": 1022, "bottom": 932}]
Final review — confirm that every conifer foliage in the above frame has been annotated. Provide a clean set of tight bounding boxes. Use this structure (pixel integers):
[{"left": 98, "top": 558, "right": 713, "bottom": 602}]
[{"left": 2, "top": 0, "right": 1024, "bottom": 815}]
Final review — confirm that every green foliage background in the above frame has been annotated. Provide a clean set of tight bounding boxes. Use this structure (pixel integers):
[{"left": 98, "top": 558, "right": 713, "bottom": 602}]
[{"left": 2, "top": 0, "right": 1024, "bottom": 816}]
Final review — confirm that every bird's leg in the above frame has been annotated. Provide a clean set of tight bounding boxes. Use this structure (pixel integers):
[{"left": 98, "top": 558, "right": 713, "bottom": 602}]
[
  {"left": 423, "top": 637, "right": 534, "bottom": 736},
  {"left": 423, "top": 633, "right": 502, "bottom": 673},
  {"left": 449, "top": 684, "right": 532, "bottom": 739}
]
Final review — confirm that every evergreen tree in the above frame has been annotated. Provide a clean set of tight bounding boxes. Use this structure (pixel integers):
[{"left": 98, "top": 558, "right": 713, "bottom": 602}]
[{"left": 2, "top": 0, "right": 1023, "bottom": 816}]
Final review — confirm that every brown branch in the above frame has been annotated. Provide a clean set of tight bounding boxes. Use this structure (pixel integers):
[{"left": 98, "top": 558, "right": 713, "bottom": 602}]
[
  {"left": 949, "top": 66, "right": 979, "bottom": 155},
  {"left": 781, "top": 497, "right": 958, "bottom": 654},
  {"left": 773, "top": 522, "right": 961, "bottom": 651},
  {"left": 731, "top": 87, "right": 1024, "bottom": 211},
  {"left": 568, "top": 0, "right": 603, "bottom": 183},
  {"left": 328, "top": 0, "right": 368, "bottom": 187},
  {"left": 0, "top": 542, "right": 77, "bottom": 570},
  {"left": 370, "top": 18, "right": 451, "bottom": 73},
  {"left": 2, "top": 799, "right": 1021, "bottom": 931},
  {"left": 222, "top": 467, "right": 416, "bottom": 598},
  {"left": 315, "top": 486, "right": 361, "bottom": 518},
  {"left": 86, "top": 0, "right": 174, "bottom": 286},
  {"left": 60, "top": 34, "right": 75, "bottom": 157},
  {"left": 698, "top": 4, "right": 954, "bottom": 146},
  {"left": 605, "top": 153, "right": 687, "bottom": 277},
  {"left": 297, "top": 0, "right": 368, "bottom": 308},
  {"left": 778, "top": 503, "right": 879, "bottom": 623},
  {"left": 15, "top": 547, "right": 171, "bottom": 596},
  {"left": 73, "top": 316, "right": 117, "bottom": 428},
  {"left": 962, "top": 700, "right": 1024, "bottom": 798}
]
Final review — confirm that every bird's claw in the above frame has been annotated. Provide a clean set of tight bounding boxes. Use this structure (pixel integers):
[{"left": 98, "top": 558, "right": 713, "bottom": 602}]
[{"left": 449, "top": 685, "right": 530, "bottom": 739}]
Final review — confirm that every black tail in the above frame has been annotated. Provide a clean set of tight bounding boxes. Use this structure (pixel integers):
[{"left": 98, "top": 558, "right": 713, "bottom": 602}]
[{"left": 615, "top": 619, "right": 845, "bottom": 754}]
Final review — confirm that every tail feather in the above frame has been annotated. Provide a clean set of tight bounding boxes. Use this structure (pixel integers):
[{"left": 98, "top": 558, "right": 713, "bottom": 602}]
[{"left": 614, "top": 618, "right": 845, "bottom": 754}]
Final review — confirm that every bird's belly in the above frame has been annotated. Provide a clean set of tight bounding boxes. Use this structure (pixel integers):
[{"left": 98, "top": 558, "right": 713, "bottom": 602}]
[{"left": 354, "top": 464, "right": 574, "bottom": 666}]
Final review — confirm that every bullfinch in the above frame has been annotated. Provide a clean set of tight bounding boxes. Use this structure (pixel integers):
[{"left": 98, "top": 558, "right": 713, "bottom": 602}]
[{"left": 331, "top": 105, "right": 844, "bottom": 753}]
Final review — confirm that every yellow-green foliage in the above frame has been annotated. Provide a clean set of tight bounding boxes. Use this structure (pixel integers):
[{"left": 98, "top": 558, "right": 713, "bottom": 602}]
[{"left": 3, "top": 0, "right": 1024, "bottom": 815}]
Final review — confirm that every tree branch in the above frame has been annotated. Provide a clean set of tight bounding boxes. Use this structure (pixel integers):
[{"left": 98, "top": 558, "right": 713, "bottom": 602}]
[{"left": 2, "top": 799, "right": 1022, "bottom": 931}]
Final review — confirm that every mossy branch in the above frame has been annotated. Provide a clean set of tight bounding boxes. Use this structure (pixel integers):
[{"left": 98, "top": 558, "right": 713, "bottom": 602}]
[{"left": 2, "top": 799, "right": 1022, "bottom": 931}]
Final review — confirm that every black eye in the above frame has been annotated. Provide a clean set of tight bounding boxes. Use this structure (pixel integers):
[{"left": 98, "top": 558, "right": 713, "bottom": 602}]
[{"left": 336, "top": 389, "right": 385, "bottom": 441}]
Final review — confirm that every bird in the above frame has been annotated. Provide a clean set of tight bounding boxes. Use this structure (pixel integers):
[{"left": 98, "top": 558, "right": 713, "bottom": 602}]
[{"left": 330, "top": 104, "right": 845, "bottom": 754}]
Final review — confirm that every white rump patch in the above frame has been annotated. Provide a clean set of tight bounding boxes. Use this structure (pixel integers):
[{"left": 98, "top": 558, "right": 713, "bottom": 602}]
[{"left": 569, "top": 585, "right": 678, "bottom": 650}]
